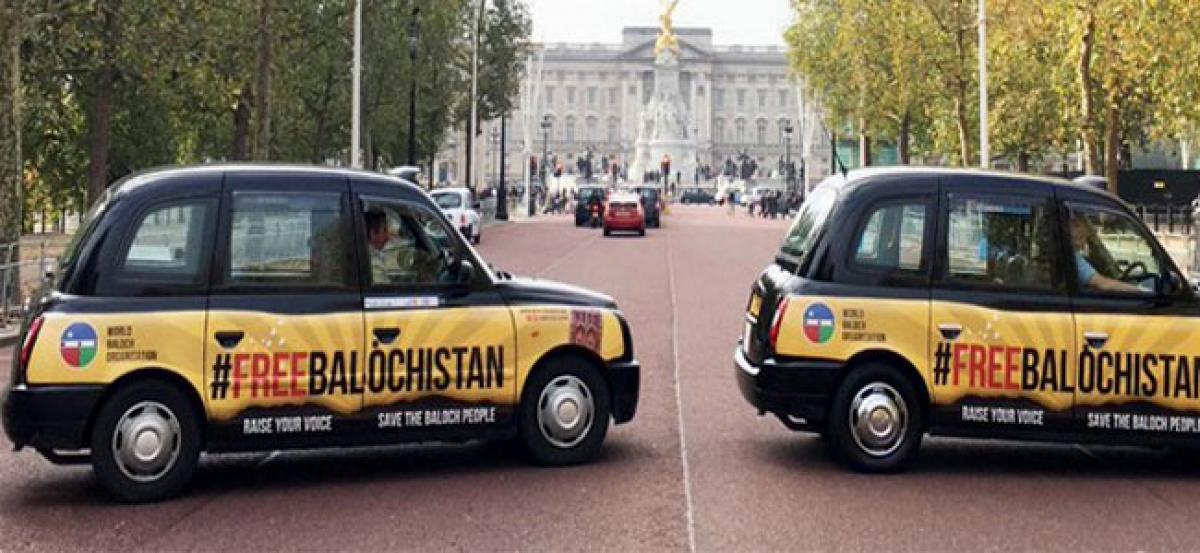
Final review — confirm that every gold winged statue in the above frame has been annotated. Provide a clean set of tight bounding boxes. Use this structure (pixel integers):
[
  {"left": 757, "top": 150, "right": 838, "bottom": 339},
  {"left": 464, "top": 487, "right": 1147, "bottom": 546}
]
[{"left": 654, "top": 0, "right": 681, "bottom": 57}]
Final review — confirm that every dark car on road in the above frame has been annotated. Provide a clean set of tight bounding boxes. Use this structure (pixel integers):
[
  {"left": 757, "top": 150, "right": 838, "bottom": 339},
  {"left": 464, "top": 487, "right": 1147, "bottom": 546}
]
[
  {"left": 737, "top": 167, "right": 1195, "bottom": 473},
  {"left": 679, "top": 188, "right": 715, "bottom": 205},
  {"left": 631, "top": 186, "right": 662, "bottom": 228},
  {"left": 575, "top": 185, "right": 607, "bottom": 227}
]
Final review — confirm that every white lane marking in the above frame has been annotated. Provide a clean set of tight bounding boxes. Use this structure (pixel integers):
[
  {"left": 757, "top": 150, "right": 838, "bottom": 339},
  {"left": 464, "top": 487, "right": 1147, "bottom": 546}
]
[{"left": 666, "top": 230, "right": 698, "bottom": 553}]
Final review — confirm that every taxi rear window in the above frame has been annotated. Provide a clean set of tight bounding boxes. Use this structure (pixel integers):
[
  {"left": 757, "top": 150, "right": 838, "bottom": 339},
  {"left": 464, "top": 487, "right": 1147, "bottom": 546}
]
[
  {"left": 226, "top": 192, "right": 349, "bottom": 288},
  {"left": 55, "top": 189, "right": 112, "bottom": 290},
  {"left": 778, "top": 185, "right": 837, "bottom": 263},
  {"left": 433, "top": 193, "right": 462, "bottom": 209}
]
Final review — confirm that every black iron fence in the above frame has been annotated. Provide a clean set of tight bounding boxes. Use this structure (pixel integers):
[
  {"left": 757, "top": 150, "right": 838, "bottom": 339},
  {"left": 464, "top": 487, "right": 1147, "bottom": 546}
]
[{"left": 1134, "top": 204, "right": 1193, "bottom": 235}]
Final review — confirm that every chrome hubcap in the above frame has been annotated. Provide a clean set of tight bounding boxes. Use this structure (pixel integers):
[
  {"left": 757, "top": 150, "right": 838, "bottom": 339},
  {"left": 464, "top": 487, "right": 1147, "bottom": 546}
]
[
  {"left": 112, "top": 401, "right": 182, "bottom": 483},
  {"left": 849, "top": 382, "right": 907, "bottom": 458},
  {"left": 537, "top": 375, "right": 595, "bottom": 449}
]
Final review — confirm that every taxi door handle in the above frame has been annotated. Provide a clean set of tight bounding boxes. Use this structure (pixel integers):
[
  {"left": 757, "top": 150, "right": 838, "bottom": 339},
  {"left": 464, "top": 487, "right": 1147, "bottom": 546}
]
[
  {"left": 937, "top": 323, "right": 962, "bottom": 341},
  {"left": 373, "top": 327, "right": 401, "bottom": 345},
  {"left": 214, "top": 331, "right": 244, "bottom": 348},
  {"left": 1083, "top": 331, "right": 1108, "bottom": 349}
]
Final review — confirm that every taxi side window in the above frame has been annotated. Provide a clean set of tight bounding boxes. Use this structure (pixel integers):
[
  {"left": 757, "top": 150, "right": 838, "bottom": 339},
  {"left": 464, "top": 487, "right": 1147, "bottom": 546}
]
[
  {"left": 225, "top": 192, "right": 349, "bottom": 288},
  {"left": 1067, "top": 205, "right": 1164, "bottom": 296},
  {"left": 946, "top": 196, "right": 1059, "bottom": 292},
  {"left": 104, "top": 199, "right": 215, "bottom": 296},
  {"left": 852, "top": 202, "right": 926, "bottom": 272},
  {"left": 360, "top": 200, "right": 457, "bottom": 288}
]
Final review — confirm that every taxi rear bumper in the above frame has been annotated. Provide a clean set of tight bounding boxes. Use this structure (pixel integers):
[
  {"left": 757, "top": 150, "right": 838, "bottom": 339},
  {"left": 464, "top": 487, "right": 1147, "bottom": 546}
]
[
  {"left": 606, "top": 360, "right": 640, "bottom": 424},
  {"left": 2, "top": 384, "right": 105, "bottom": 451},
  {"left": 734, "top": 346, "right": 840, "bottom": 431}
]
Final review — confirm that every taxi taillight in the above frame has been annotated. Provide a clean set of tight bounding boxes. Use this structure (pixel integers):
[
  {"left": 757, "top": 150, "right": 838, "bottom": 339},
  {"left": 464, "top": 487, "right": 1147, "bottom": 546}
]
[
  {"left": 769, "top": 297, "right": 790, "bottom": 349},
  {"left": 19, "top": 316, "right": 44, "bottom": 374}
]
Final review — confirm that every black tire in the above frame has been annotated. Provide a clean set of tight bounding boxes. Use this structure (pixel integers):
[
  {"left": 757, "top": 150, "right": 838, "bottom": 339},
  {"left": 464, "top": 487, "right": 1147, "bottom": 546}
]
[
  {"left": 90, "top": 381, "right": 202, "bottom": 502},
  {"left": 826, "top": 363, "right": 923, "bottom": 473},
  {"left": 638, "top": 228, "right": 645, "bottom": 236},
  {"left": 603, "top": 228, "right": 611, "bottom": 237},
  {"left": 518, "top": 356, "right": 611, "bottom": 466}
]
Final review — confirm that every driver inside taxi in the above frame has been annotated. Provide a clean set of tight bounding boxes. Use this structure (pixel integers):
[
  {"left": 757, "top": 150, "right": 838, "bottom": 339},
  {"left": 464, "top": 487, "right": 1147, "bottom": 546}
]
[
  {"left": 364, "top": 209, "right": 399, "bottom": 283},
  {"left": 1069, "top": 215, "right": 1146, "bottom": 294}
]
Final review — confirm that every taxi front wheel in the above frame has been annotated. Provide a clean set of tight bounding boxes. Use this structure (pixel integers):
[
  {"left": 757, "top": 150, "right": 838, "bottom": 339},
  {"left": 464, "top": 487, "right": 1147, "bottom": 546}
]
[
  {"left": 519, "top": 357, "right": 611, "bottom": 466},
  {"left": 90, "top": 381, "right": 202, "bottom": 502},
  {"left": 827, "top": 363, "right": 923, "bottom": 473}
]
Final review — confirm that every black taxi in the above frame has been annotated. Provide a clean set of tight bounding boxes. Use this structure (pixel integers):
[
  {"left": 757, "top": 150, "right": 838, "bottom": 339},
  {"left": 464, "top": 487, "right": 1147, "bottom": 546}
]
[
  {"left": 737, "top": 167, "right": 1196, "bottom": 471},
  {"left": 3, "top": 165, "right": 639, "bottom": 501}
]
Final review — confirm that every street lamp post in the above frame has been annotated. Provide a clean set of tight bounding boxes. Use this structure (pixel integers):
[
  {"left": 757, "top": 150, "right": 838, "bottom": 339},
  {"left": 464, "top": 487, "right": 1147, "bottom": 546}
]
[
  {"left": 783, "top": 119, "right": 794, "bottom": 194},
  {"left": 489, "top": 127, "right": 499, "bottom": 190},
  {"left": 537, "top": 116, "right": 551, "bottom": 217},
  {"left": 496, "top": 116, "right": 508, "bottom": 220},
  {"left": 406, "top": 7, "right": 420, "bottom": 168}
]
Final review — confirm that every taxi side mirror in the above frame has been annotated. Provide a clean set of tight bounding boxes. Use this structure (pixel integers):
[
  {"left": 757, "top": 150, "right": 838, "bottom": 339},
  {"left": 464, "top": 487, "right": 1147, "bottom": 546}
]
[
  {"left": 1156, "top": 271, "right": 1184, "bottom": 298},
  {"left": 456, "top": 258, "right": 477, "bottom": 285}
]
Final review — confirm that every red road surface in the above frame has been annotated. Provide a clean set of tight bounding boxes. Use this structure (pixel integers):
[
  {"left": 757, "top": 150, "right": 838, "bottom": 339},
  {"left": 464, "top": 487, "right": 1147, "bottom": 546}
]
[{"left": 3, "top": 206, "right": 1200, "bottom": 551}]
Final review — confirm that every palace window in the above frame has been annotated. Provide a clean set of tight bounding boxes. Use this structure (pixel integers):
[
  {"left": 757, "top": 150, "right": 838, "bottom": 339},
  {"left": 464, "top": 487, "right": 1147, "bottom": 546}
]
[
  {"left": 587, "top": 87, "right": 596, "bottom": 107},
  {"left": 567, "top": 87, "right": 576, "bottom": 105},
  {"left": 737, "top": 89, "right": 746, "bottom": 109},
  {"left": 585, "top": 116, "right": 598, "bottom": 142},
  {"left": 758, "top": 89, "right": 767, "bottom": 109},
  {"left": 607, "top": 118, "right": 619, "bottom": 143},
  {"left": 565, "top": 116, "right": 576, "bottom": 142},
  {"left": 735, "top": 118, "right": 746, "bottom": 144},
  {"left": 756, "top": 119, "right": 768, "bottom": 145},
  {"left": 778, "top": 89, "right": 788, "bottom": 108},
  {"left": 545, "top": 86, "right": 554, "bottom": 107},
  {"left": 714, "top": 119, "right": 726, "bottom": 143}
]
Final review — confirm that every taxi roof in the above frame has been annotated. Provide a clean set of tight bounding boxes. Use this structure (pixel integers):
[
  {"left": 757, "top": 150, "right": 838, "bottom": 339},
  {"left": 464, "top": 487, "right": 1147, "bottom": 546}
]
[
  {"left": 833, "top": 166, "right": 1114, "bottom": 201},
  {"left": 107, "top": 163, "right": 422, "bottom": 200}
]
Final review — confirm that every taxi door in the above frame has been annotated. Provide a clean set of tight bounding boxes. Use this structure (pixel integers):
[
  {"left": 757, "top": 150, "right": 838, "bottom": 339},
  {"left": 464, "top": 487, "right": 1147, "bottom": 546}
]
[
  {"left": 929, "top": 179, "right": 1076, "bottom": 434},
  {"left": 1062, "top": 192, "right": 1200, "bottom": 440},
  {"left": 352, "top": 179, "right": 517, "bottom": 439},
  {"left": 204, "top": 172, "right": 364, "bottom": 448}
]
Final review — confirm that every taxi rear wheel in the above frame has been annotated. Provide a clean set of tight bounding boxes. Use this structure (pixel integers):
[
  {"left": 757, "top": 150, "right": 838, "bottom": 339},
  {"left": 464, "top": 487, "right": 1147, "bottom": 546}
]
[
  {"left": 827, "top": 363, "right": 923, "bottom": 472},
  {"left": 519, "top": 357, "right": 611, "bottom": 466},
  {"left": 90, "top": 381, "right": 201, "bottom": 502}
]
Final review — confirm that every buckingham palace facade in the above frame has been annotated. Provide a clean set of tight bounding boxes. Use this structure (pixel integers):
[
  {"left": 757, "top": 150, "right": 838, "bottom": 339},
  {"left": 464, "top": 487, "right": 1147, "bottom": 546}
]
[{"left": 436, "top": 26, "right": 832, "bottom": 188}]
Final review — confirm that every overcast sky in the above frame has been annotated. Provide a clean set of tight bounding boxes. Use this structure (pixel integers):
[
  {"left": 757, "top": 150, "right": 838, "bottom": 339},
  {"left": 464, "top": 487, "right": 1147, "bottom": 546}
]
[{"left": 528, "top": 0, "right": 794, "bottom": 46}]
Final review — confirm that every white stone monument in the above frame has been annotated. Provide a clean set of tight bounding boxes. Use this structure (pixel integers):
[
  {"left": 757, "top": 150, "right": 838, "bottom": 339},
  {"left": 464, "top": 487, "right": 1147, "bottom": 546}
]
[{"left": 629, "top": 0, "right": 696, "bottom": 187}]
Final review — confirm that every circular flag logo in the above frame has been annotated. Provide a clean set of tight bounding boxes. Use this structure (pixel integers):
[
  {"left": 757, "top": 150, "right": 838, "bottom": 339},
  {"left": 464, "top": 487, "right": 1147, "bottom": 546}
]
[
  {"left": 802, "top": 303, "right": 836, "bottom": 344},
  {"left": 60, "top": 323, "right": 98, "bottom": 368}
]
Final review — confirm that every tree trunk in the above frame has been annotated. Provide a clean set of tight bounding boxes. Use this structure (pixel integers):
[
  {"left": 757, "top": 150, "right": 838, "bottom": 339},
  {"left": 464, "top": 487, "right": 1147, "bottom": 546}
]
[
  {"left": 898, "top": 111, "right": 911, "bottom": 164},
  {"left": 252, "top": 0, "right": 272, "bottom": 161},
  {"left": 858, "top": 126, "right": 872, "bottom": 167},
  {"left": 231, "top": 86, "right": 252, "bottom": 160},
  {"left": 1104, "top": 102, "right": 1120, "bottom": 192},
  {"left": 87, "top": 1, "right": 120, "bottom": 207},
  {"left": 1077, "top": 4, "right": 1100, "bottom": 175},
  {"left": 1016, "top": 151, "right": 1030, "bottom": 173},
  {"left": 954, "top": 93, "right": 971, "bottom": 167},
  {"left": 311, "top": 69, "right": 334, "bottom": 163},
  {"left": 0, "top": 0, "right": 22, "bottom": 253}
]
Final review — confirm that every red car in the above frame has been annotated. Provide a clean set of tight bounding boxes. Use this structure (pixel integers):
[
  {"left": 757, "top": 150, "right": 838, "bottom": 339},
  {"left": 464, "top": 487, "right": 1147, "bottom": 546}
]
[{"left": 603, "top": 195, "right": 645, "bottom": 236}]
